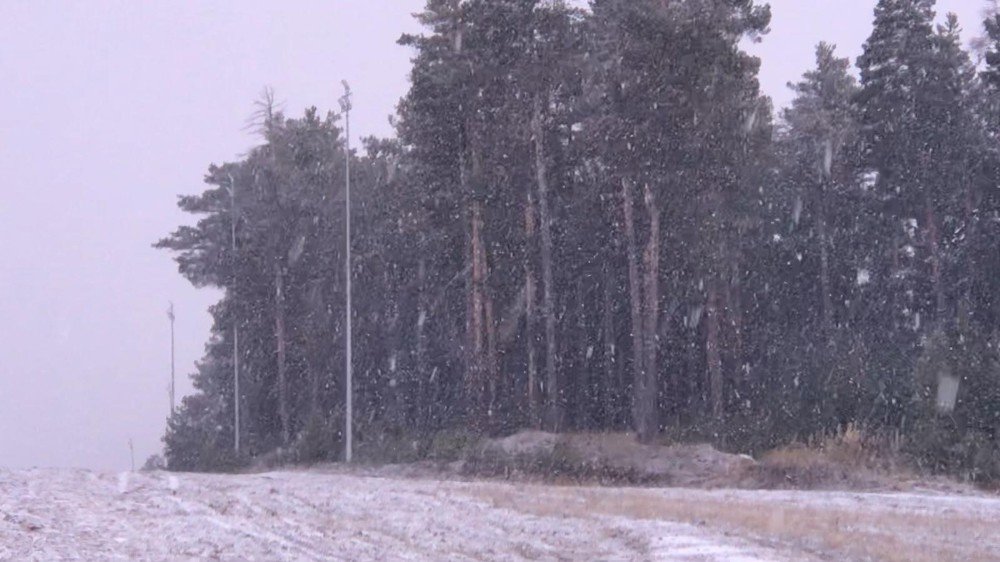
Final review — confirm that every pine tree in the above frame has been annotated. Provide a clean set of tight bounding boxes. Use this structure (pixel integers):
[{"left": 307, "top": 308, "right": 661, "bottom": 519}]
[
  {"left": 777, "top": 42, "right": 866, "bottom": 435},
  {"left": 587, "top": 0, "right": 771, "bottom": 439},
  {"left": 152, "top": 0, "right": 1000, "bottom": 481},
  {"left": 855, "top": 0, "right": 939, "bottom": 425},
  {"left": 158, "top": 106, "right": 349, "bottom": 464}
]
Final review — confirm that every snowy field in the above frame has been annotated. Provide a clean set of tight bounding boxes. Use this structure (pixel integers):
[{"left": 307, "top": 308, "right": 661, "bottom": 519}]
[{"left": 1, "top": 468, "right": 998, "bottom": 561}]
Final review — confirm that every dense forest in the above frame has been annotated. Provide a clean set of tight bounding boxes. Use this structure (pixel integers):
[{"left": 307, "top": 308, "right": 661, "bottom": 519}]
[{"left": 158, "top": 0, "right": 1000, "bottom": 481}]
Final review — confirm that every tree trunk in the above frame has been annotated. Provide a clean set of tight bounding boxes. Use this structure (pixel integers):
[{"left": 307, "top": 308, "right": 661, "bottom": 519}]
[
  {"left": 416, "top": 252, "right": 431, "bottom": 427},
  {"left": 524, "top": 183, "right": 540, "bottom": 427},
  {"left": 387, "top": 301, "right": 402, "bottom": 425},
  {"left": 729, "top": 261, "right": 745, "bottom": 382},
  {"left": 484, "top": 281, "right": 498, "bottom": 422},
  {"left": 468, "top": 197, "right": 486, "bottom": 424},
  {"left": 926, "top": 200, "right": 945, "bottom": 316},
  {"left": 533, "top": 94, "right": 561, "bottom": 431},
  {"left": 602, "top": 264, "right": 618, "bottom": 427},
  {"left": 621, "top": 177, "right": 646, "bottom": 438},
  {"left": 460, "top": 134, "right": 483, "bottom": 426},
  {"left": 274, "top": 261, "right": 290, "bottom": 445},
  {"left": 706, "top": 279, "right": 724, "bottom": 418},
  {"left": 818, "top": 183, "right": 834, "bottom": 339},
  {"left": 309, "top": 351, "right": 320, "bottom": 421},
  {"left": 636, "top": 182, "right": 660, "bottom": 443},
  {"left": 574, "top": 278, "right": 588, "bottom": 428}
]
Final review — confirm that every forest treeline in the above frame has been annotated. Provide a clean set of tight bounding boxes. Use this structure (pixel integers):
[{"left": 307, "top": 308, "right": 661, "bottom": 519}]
[{"left": 158, "top": 0, "right": 1000, "bottom": 481}]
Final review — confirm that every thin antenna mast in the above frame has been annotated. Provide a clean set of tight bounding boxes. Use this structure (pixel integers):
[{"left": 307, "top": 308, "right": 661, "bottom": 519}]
[
  {"left": 167, "top": 302, "right": 175, "bottom": 416},
  {"left": 339, "top": 80, "right": 353, "bottom": 463},
  {"left": 227, "top": 173, "right": 241, "bottom": 454}
]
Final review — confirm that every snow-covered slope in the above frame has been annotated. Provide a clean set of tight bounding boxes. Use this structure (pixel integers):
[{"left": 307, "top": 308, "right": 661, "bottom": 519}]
[{"left": 1, "top": 468, "right": 996, "bottom": 561}]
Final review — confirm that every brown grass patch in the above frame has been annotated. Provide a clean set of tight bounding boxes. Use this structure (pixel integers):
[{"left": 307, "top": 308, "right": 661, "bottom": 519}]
[
  {"left": 741, "top": 424, "right": 913, "bottom": 490},
  {"left": 469, "top": 484, "right": 1000, "bottom": 562},
  {"left": 748, "top": 446, "right": 884, "bottom": 489}
]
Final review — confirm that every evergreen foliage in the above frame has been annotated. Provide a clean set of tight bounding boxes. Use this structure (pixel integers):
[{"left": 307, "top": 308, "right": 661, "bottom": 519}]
[{"left": 158, "top": 0, "right": 1000, "bottom": 482}]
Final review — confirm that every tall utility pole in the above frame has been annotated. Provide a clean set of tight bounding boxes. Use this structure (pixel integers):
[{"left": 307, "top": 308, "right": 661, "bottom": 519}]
[
  {"left": 339, "top": 80, "right": 353, "bottom": 463},
  {"left": 227, "top": 173, "right": 241, "bottom": 454},
  {"left": 167, "top": 302, "right": 175, "bottom": 416}
]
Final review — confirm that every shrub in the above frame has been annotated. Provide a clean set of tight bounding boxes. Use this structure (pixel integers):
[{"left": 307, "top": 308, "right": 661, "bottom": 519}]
[
  {"left": 427, "top": 429, "right": 480, "bottom": 461},
  {"left": 163, "top": 393, "right": 247, "bottom": 472},
  {"left": 354, "top": 422, "right": 427, "bottom": 464},
  {"left": 753, "top": 446, "right": 850, "bottom": 488},
  {"left": 292, "top": 413, "right": 342, "bottom": 464},
  {"left": 905, "top": 417, "right": 1000, "bottom": 484},
  {"left": 747, "top": 425, "right": 899, "bottom": 489},
  {"left": 141, "top": 454, "right": 166, "bottom": 471}
]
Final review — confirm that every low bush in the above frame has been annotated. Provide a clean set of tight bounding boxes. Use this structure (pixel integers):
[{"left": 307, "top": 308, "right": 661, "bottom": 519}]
[
  {"left": 905, "top": 417, "right": 1000, "bottom": 484},
  {"left": 427, "top": 428, "right": 481, "bottom": 462},
  {"left": 354, "top": 423, "right": 428, "bottom": 465},
  {"left": 745, "top": 424, "right": 901, "bottom": 490},
  {"left": 292, "top": 413, "right": 342, "bottom": 464},
  {"left": 141, "top": 454, "right": 166, "bottom": 472}
]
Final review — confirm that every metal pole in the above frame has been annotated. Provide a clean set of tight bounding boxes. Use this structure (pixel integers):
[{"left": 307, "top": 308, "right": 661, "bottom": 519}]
[
  {"left": 234, "top": 325, "right": 240, "bottom": 453},
  {"left": 339, "top": 81, "right": 353, "bottom": 463},
  {"left": 228, "top": 174, "right": 241, "bottom": 454},
  {"left": 168, "top": 302, "right": 175, "bottom": 416}
]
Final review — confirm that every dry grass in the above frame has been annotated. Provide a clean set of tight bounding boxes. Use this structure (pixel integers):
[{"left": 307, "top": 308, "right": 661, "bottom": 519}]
[
  {"left": 742, "top": 424, "right": 914, "bottom": 490},
  {"left": 749, "top": 446, "right": 884, "bottom": 490},
  {"left": 469, "top": 483, "right": 1000, "bottom": 562},
  {"left": 819, "top": 423, "right": 907, "bottom": 470}
]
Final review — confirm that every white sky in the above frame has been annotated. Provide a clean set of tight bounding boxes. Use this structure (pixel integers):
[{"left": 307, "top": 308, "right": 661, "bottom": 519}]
[{"left": 0, "top": 0, "right": 986, "bottom": 470}]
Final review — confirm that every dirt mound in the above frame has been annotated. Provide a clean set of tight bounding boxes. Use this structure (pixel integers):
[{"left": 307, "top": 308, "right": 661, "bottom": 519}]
[
  {"left": 464, "top": 431, "right": 756, "bottom": 487},
  {"left": 489, "top": 430, "right": 561, "bottom": 456}
]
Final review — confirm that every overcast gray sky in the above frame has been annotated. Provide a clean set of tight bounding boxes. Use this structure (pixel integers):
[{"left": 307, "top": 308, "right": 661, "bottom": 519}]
[{"left": 0, "top": 0, "right": 985, "bottom": 471}]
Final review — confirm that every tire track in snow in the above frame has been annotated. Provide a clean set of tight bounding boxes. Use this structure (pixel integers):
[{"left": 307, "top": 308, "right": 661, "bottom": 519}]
[{"left": 160, "top": 476, "right": 333, "bottom": 561}]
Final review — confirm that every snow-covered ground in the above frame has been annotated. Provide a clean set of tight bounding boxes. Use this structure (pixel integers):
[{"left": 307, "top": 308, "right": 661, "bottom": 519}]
[{"left": 1, "top": 467, "right": 997, "bottom": 561}]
